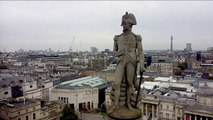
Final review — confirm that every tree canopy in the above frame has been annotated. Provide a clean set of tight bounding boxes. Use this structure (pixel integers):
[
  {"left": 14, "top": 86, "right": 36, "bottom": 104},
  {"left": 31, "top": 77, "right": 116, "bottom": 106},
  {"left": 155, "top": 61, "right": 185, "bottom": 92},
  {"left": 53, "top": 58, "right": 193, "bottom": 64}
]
[
  {"left": 60, "top": 104, "right": 78, "bottom": 120},
  {"left": 177, "top": 62, "right": 187, "bottom": 70}
]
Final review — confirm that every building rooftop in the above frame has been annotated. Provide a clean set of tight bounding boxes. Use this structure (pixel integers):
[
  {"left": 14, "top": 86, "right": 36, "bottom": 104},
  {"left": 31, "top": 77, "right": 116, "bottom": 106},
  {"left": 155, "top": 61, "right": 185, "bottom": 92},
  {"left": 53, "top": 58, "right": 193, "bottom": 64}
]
[
  {"left": 141, "top": 82, "right": 160, "bottom": 90},
  {"left": 0, "top": 74, "right": 34, "bottom": 89},
  {"left": 56, "top": 76, "right": 108, "bottom": 89},
  {"left": 196, "top": 82, "right": 213, "bottom": 97},
  {"left": 185, "top": 103, "right": 213, "bottom": 113},
  {"left": 0, "top": 98, "right": 38, "bottom": 109},
  {"left": 154, "top": 77, "right": 176, "bottom": 82}
]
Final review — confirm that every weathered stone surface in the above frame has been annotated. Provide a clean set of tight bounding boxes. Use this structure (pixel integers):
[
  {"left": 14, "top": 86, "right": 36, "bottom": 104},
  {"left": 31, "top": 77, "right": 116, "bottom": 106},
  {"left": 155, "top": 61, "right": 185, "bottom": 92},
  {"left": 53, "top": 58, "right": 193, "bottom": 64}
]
[
  {"left": 107, "top": 12, "right": 144, "bottom": 119},
  {"left": 107, "top": 106, "right": 141, "bottom": 120}
]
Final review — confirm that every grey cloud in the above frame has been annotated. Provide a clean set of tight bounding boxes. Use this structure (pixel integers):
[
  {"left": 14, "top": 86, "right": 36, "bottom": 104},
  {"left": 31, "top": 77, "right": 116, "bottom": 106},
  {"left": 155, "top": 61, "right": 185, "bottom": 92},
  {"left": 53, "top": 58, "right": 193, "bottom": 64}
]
[{"left": 0, "top": 1, "right": 213, "bottom": 51}]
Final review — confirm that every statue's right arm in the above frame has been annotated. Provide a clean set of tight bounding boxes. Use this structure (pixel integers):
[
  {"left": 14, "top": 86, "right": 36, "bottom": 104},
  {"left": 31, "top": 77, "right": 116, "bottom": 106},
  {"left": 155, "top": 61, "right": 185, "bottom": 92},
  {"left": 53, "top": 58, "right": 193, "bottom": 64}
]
[
  {"left": 113, "top": 35, "right": 124, "bottom": 57},
  {"left": 113, "top": 36, "right": 118, "bottom": 52}
]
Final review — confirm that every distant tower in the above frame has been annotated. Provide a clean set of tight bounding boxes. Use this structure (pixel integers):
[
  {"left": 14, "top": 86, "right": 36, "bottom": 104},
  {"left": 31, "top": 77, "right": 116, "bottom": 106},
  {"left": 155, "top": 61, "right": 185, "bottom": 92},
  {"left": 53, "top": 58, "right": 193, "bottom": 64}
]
[
  {"left": 170, "top": 35, "right": 173, "bottom": 52},
  {"left": 90, "top": 47, "right": 98, "bottom": 54},
  {"left": 170, "top": 35, "right": 174, "bottom": 75},
  {"left": 186, "top": 43, "right": 192, "bottom": 52}
]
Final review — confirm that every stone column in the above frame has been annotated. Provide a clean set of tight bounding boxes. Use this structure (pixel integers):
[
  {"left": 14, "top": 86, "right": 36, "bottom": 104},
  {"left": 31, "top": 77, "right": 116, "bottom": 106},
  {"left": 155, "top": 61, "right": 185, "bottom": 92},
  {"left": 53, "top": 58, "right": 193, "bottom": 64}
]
[
  {"left": 146, "top": 104, "right": 148, "bottom": 116},
  {"left": 75, "top": 94, "right": 79, "bottom": 111},
  {"left": 152, "top": 105, "right": 154, "bottom": 118},
  {"left": 200, "top": 116, "right": 203, "bottom": 120},
  {"left": 141, "top": 103, "right": 144, "bottom": 115},
  {"left": 90, "top": 101, "right": 93, "bottom": 109},
  {"left": 184, "top": 114, "right": 186, "bottom": 120},
  {"left": 156, "top": 105, "right": 159, "bottom": 119},
  {"left": 189, "top": 114, "right": 191, "bottom": 120},
  {"left": 195, "top": 115, "right": 197, "bottom": 120}
]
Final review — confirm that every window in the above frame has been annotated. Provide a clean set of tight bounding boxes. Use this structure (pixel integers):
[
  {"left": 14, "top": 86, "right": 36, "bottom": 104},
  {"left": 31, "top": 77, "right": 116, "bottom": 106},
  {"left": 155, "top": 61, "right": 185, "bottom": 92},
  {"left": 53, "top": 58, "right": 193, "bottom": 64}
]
[
  {"left": 166, "top": 113, "right": 169, "bottom": 118},
  {"left": 172, "top": 114, "right": 175, "bottom": 119},
  {"left": 4, "top": 91, "right": 8, "bottom": 95},
  {"left": 204, "top": 98, "right": 207, "bottom": 105},
  {"left": 167, "top": 105, "right": 169, "bottom": 110},
  {"left": 178, "top": 109, "right": 180, "bottom": 112},
  {"left": 160, "top": 112, "right": 163, "bottom": 117},
  {"left": 19, "top": 80, "right": 23, "bottom": 83},
  {"left": 178, "top": 109, "right": 181, "bottom": 115},
  {"left": 18, "top": 112, "right": 20, "bottom": 114},
  {"left": 33, "top": 113, "right": 36, "bottom": 119},
  {"left": 18, "top": 118, "right": 21, "bottom": 120},
  {"left": 30, "top": 85, "right": 33, "bottom": 88},
  {"left": 26, "top": 115, "right": 29, "bottom": 120},
  {"left": 160, "top": 104, "right": 163, "bottom": 109}
]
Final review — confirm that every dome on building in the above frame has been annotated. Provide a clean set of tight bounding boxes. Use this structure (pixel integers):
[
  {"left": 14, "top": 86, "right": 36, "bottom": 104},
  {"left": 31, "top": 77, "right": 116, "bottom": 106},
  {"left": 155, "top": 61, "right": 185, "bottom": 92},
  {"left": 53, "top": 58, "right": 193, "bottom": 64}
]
[{"left": 196, "top": 82, "right": 213, "bottom": 97}]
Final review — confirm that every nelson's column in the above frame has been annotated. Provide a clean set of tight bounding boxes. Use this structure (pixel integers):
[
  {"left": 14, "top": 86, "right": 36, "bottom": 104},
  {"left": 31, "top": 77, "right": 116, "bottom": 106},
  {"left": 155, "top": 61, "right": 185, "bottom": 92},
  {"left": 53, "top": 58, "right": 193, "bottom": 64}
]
[{"left": 107, "top": 12, "right": 145, "bottom": 119}]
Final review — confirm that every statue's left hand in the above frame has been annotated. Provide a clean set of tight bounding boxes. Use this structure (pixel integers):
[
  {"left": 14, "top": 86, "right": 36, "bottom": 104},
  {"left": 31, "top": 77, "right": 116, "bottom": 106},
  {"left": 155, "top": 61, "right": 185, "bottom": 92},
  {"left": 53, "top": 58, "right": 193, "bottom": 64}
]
[{"left": 140, "top": 67, "right": 145, "bottom": 76}]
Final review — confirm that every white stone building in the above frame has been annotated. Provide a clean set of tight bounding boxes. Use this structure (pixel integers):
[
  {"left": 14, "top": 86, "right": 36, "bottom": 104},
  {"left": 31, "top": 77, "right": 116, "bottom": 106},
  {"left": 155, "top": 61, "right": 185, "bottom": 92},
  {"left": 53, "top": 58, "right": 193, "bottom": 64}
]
[
  {"left": 0, "top": 98, "right": 63, "bottom": 120},
  {"left": 0, "top": 74, "right": 53, "bottom": 100},
  {"left": 147, "top": 62, "right": 173, "bottom": 75},
  {"left": 184, "top": 83, "right": 213, "bottom": 120},
  {"left": 50, "top": 76, "right": 108, "bottom": 112},
  {"left": 106, "top": 75, "right": 213, "bottom": 120}
]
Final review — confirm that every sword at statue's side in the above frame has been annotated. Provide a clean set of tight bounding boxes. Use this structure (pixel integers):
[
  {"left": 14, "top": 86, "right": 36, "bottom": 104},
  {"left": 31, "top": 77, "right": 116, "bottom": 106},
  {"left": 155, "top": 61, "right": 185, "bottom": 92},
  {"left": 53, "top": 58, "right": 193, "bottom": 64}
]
[{"left": 134, "top": 69, "right": 144, "bottom": 108}]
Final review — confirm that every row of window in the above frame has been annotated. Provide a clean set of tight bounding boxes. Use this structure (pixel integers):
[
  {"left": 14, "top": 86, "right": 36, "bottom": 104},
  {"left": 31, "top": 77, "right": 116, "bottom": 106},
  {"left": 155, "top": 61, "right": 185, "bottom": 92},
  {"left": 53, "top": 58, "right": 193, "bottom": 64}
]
[
  {"left": 160, "top": 104, "right": 175, "bottom": 111},
  {"left": 18, "top": 113, "right": 36, "bottom": 120},
  {"left": 58, "top": 97, "right": 69, "bottom": 104},
  {"left": 160, "top": 112, "right": 175, "bottom": 119},
  {"left": 2, "top": 84, "right": 33, "bottom": 89}
]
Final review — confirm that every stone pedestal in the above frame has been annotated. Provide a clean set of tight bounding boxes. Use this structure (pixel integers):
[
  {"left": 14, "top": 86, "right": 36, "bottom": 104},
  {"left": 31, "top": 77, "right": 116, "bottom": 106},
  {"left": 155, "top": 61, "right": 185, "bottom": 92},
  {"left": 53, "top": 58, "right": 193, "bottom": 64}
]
[{"left": 107, "top": 106, "right": 141, "bottom": 120}]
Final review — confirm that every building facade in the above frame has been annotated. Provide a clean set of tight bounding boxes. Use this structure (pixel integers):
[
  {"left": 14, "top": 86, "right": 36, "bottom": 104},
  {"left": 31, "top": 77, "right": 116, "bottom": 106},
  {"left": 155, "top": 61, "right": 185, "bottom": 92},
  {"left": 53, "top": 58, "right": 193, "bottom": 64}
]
[
  {"left": 50, "top": 76, "right": 108, "bottom": 112},
  {"left": 147, "top": 62, "right": 173, "bottom": 75},
  {"left": 0, "top": 98, "right": 63, "bottom": 120}
]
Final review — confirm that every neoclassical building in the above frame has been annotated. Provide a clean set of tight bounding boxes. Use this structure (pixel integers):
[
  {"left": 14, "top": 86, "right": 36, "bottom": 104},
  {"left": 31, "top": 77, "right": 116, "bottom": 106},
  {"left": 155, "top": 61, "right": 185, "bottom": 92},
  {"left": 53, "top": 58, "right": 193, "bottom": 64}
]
[
  {"left": 184, "top": 83, "right": 213, "bottom": 120},
  {"left": 0, "top": 98, "right": 63, "bottom": 120},
  {"left": 141, "top": 83, "right": 213, "bottom": 120},
  {"left": 106, "top": 82, "right": 213, "bottom": 120},
  {"left": 50, "top": 76, "right": 108, "bottom": 112}
]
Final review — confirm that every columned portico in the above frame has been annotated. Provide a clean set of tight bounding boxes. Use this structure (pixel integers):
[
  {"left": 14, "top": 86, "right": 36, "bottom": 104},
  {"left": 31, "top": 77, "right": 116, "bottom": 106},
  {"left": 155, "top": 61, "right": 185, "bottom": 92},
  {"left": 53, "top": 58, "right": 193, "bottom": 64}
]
[
  {"left": 142, "top": 102, "right": 158, "bottom": 120},
  {"left": 156, "top": 105, "right": 159, "bottom": 118},
  {"left": 185, "top": 113, "right": 213, "bottom": 120},
  {"left": 141, "top": 103, "right": 144, "bottom": 115},
  {"left": 184, "top": 114, "right": 186, "bottom": 120},
  {"left": 152, "top": 105, "right": 154, "bottom": 117}
]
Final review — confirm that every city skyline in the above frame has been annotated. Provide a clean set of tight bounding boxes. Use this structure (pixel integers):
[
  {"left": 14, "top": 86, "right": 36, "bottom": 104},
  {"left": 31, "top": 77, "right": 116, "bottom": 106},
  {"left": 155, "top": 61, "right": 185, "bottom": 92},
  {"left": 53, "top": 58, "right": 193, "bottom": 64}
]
[{"left": 0, "top": 1, "right": 213, "bottom": 52}]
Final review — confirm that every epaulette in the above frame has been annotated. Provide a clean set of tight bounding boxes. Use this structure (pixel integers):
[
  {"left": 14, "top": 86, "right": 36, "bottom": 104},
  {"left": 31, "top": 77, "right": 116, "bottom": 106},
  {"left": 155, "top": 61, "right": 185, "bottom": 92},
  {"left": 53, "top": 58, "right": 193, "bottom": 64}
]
[
  {"left": 132, "top": 32, "right": 142, "bottom": 41},
  {"left": 136, "top": 35, "right": 142, "bottom": 41},
  {"left": 114, "top": 34, "right": 122, "bottom": 41}
]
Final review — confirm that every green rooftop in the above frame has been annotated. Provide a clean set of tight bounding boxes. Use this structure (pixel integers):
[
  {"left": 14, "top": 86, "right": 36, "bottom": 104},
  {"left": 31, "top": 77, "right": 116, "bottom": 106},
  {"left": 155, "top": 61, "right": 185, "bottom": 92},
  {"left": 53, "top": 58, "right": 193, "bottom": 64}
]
[{"left": 56, "top": 76, "right": 108, "bottom": 89}]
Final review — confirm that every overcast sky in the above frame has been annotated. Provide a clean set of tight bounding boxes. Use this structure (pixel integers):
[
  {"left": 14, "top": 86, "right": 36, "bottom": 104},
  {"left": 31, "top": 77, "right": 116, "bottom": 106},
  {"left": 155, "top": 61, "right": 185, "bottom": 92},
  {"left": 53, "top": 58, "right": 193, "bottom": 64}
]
[{"left": 0, "top": 1, "right": 213, "bottom": 52}]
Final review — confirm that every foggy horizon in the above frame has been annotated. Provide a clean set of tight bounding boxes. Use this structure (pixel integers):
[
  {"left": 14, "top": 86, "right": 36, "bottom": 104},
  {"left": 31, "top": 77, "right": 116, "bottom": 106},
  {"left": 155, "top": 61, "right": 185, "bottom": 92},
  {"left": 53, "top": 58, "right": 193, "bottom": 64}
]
[{"left": 1, "top": 1, "right": 213, "bottom": 52}]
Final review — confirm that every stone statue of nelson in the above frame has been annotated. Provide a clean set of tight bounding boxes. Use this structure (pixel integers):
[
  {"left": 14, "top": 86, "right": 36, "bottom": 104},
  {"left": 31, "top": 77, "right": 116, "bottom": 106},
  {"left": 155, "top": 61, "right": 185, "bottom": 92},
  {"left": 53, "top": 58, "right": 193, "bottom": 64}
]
[{"left": 113, "top": 12, "right": 145, "bottom": 111}]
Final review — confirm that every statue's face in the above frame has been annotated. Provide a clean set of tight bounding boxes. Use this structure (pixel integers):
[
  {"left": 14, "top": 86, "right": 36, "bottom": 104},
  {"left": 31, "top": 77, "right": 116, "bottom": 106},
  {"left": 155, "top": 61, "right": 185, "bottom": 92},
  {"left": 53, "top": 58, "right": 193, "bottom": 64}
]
[{"left": 122, "top": 20, "right": 132, "bottom": 31}]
